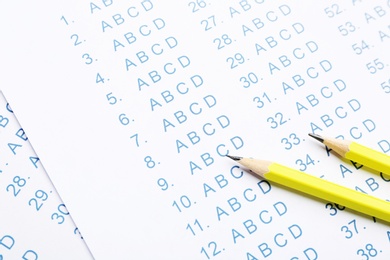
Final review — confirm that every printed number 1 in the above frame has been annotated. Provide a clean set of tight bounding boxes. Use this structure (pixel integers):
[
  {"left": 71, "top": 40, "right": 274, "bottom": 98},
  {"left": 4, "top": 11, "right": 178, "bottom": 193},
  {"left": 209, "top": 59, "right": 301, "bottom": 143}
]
[{"left": 60, "top": 16, "right": 68, "bottom": 25}]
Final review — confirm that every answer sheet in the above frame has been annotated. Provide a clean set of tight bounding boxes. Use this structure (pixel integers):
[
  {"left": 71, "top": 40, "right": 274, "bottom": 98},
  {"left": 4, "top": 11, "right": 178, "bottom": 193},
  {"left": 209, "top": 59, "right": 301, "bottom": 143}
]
[{"left": 1, "top": 0, "right": 390, "bottom": 259}]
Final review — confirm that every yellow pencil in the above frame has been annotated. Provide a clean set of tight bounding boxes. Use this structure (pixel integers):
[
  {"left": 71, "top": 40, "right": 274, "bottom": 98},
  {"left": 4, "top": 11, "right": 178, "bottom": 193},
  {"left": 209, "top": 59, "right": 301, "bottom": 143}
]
[
  {"left": 309, "top": 133, "right": 390, "bottom": 175},
  {"left": 227, "top": 155, "right": 390, "bottom": 222}
]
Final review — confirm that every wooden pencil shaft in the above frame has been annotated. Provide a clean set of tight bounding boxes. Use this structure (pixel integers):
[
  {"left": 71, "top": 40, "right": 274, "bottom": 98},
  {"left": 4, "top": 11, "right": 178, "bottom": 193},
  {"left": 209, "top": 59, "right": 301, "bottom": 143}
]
[{"left": 346, "top": 142, "right": 390, "bottom": 175}]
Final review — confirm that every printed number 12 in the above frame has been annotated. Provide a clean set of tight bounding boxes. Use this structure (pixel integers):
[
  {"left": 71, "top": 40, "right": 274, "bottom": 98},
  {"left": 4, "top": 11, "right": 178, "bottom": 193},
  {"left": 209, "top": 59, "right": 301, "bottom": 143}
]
[{"left": 201, "top": 241, "right": 221, "bottom": 259}]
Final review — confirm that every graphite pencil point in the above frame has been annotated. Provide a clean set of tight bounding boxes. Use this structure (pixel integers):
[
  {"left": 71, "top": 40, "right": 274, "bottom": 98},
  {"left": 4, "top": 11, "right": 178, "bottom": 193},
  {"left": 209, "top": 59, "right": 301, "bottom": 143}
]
[
  {"left": 226, "top": 155, "right": 242, "bottom": 161},
  {"left": 308, "top": 133, "right": 324, "bottom": 143}
]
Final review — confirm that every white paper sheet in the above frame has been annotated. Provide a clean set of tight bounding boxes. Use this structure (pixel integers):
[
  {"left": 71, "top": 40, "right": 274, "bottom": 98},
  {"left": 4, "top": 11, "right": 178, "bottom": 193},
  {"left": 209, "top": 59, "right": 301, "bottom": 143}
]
[{"left": 1, "top": 0, "right": 390, "bottom": 259}]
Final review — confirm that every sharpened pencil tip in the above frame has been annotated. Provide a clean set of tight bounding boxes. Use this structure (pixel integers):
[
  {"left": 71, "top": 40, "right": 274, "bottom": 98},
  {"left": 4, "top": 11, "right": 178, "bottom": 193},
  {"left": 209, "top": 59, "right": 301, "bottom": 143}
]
[
  {"left": 308, "top": 133, "right": 324, "bottom": 143},
  {"left": 226, "top": 155, "right": 242, "bottom": 161}
]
